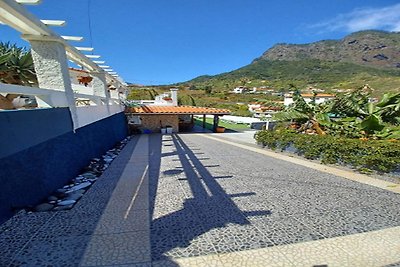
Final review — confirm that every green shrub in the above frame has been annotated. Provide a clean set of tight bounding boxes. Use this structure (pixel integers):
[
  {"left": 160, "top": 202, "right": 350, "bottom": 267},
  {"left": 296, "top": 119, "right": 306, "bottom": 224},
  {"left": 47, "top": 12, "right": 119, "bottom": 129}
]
[{"left": 254, "top": 130, "right": 400, "bottom": 173}]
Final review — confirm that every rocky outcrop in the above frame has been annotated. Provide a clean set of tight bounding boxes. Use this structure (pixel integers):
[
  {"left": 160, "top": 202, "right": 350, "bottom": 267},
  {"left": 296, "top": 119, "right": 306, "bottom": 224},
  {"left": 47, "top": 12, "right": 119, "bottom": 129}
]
[{"left": 254, "top": 30, "right": 400, "bottom": 69}]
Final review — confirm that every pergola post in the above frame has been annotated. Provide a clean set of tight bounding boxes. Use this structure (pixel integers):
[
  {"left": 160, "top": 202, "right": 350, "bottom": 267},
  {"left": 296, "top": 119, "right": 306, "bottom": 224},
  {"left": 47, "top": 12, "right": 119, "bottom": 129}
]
[
  {"left": 25, "top": 35, "right": 78, "bottom": 127},
  {"left": 202, "top": 114, "right": 206, "bottom": 129},
  {"left": 213, "top": 115, "right": 219, "bottom": 132}
]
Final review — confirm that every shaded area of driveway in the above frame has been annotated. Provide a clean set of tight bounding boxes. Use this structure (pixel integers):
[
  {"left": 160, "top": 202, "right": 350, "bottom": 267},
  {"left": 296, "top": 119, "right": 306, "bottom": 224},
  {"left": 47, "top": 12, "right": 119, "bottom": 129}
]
[
  {"left": 149, "top": 134, "right": 270, "bottom": 261},
  {"left": 149, "top": 133, "right": 400, "bottom": 262}
]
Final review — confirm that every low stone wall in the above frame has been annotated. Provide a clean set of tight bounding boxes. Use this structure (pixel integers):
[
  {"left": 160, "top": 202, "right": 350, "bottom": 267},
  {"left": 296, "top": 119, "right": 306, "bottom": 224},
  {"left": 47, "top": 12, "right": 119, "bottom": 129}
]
[
  {"left": 140, "top": 114, "right": 179, "bottom": 133},
  {"left": 0, "top": 109, "right": 128, "bottom": 224}
]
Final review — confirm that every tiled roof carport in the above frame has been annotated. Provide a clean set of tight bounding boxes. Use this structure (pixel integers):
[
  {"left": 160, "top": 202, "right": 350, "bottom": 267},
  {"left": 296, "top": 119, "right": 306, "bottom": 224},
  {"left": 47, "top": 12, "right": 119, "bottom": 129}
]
[
  {"left": 125, "top": 106, "right": 231, "bottom": 115},
  {"left": 125, "top": 105, "right": 231, "bottom": 132}
]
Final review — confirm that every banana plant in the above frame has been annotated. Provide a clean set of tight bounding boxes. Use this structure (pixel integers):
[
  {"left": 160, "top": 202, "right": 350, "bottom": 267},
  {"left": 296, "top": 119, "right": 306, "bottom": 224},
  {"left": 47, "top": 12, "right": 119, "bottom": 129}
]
[
  {"left": 273, "top": 91, "right": 330, "bottom": 135},
  {"left": 273, "top": 87, "right": 400, "bottom": 139},
  {"left": 376, "top": 92, "right": 400, "bottom": 125},
  {"left": 329, "top": 88, "right": 399, "bottom": 137}
]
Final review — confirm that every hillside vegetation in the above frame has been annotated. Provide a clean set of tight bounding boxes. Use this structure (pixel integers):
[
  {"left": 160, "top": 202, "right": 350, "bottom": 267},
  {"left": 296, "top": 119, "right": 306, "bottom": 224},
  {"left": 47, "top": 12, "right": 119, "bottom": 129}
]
[{"left": 180, "top": 30, "right": 400, "bottom": 96}]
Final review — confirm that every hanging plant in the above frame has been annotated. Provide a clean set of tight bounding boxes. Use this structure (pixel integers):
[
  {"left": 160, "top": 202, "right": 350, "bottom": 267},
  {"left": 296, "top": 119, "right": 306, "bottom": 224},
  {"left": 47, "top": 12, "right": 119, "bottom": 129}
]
[{"left": 78, "top": 76, "right": 93, "bottom": 86}]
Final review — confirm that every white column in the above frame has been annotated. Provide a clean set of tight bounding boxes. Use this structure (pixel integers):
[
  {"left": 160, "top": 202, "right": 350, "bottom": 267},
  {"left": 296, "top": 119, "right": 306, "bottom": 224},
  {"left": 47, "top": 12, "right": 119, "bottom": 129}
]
[
  {"left": 25, "top": 35, "right": 78, "bottom": 128},
  {"left": 170, "top": 88, "right": 178, "bottom": 106},
  {"left": 110, "top": 86, "right": 119, "bottom": 101},
  {"left": 90, "top": 71, "right": 107, "bottom": 105}
]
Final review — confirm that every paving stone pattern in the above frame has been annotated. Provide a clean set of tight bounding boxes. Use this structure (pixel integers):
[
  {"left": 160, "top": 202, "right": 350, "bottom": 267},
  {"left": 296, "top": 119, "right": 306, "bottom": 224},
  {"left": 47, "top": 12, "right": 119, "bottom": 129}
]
[
  {"left": 0, "top": 136, "right": 153, "bottom": 266},
  {"left": 149, "top": 133, "right": 400, "bottom": 263},
  {"left": 1, "top": 133, "right": 400, "bottom": 266}
]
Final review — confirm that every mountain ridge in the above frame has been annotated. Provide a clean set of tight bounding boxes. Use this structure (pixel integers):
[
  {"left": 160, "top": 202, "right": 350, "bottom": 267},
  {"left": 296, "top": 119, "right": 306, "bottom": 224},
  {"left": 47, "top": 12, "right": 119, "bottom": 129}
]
[
  {"left": 253, "top": 30, "right": 400, "bottom": 69},
  {"left": 181, "top": 30, "right": 400, "bottom": 94}
]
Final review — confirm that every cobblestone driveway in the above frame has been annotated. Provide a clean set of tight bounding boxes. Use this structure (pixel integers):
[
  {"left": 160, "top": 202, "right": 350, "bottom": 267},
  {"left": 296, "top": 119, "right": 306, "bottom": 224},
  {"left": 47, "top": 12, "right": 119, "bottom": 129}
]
[
  {"left": 1, "top": 133, "right": 399, "bottom": 266},
  {"left": 150, "top": 134, "right": 400, "bottom": 264}
]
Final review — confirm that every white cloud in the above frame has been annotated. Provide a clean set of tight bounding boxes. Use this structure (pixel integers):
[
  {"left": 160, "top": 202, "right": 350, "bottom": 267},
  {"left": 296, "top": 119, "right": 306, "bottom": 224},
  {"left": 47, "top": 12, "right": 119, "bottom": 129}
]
[{"left": 311, "top": 3, "right": 400, "bottom": 33}]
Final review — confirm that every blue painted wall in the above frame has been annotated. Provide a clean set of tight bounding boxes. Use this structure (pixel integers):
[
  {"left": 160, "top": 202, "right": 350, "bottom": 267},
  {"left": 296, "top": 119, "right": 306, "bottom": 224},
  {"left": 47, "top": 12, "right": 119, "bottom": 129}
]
[
  {"left": 0, "top": 109, "right": 128, "bottom": 223},
  {"left": 0, "top": 108, "right": 73, "bottom": 159}
]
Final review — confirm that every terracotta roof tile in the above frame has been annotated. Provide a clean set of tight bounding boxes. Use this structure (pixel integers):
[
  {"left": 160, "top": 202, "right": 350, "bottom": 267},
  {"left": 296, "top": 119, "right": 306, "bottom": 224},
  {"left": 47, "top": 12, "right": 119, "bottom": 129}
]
[
  {"left": 125, "top": 105, "right": 231, "bottom": 115},
  {"left": 69, "top": 67, "right": 89, "bottom": 74}
]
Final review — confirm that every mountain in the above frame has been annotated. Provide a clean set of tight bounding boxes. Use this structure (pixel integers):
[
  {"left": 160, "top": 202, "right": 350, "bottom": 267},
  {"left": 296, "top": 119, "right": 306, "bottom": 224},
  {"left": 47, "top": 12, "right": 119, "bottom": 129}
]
[
  {"left": 254, "top": 30, "right": 400, "bottom": 69},
  {"left": 182, "top": 30, "right": 400, "bottom": 95}
]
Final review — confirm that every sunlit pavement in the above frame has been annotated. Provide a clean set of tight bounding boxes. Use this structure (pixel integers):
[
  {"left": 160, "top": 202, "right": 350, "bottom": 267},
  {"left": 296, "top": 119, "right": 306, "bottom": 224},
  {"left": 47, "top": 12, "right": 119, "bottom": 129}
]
[{"left": 1, "top": 133, "right": 399, "bottom": 266}]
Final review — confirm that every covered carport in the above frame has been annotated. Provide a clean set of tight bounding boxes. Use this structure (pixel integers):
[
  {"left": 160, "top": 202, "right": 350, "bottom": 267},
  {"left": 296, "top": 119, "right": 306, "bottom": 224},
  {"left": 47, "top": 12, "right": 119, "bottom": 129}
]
[{"left": 125, "top": 106, "right": 231, "bottom": 133}]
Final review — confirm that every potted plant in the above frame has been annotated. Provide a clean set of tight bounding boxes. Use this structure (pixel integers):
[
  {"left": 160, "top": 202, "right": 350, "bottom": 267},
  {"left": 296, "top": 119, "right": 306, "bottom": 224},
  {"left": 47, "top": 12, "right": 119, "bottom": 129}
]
[
  {"left": 78, "top": 76, "right": 93, "bottom": 86},
  {"left": 216, "top": 126, "right": 225, "bottom": 133}
]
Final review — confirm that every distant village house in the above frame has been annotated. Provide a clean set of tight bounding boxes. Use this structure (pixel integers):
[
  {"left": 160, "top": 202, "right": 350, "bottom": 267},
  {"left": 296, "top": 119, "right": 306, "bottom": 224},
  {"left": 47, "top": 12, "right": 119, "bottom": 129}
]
[{"left": 284, "top": 93, "right": 335, "bottom": 106}]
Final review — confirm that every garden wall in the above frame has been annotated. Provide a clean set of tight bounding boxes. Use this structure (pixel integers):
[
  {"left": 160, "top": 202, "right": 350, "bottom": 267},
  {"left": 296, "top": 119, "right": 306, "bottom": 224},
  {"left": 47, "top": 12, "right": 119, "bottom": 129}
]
[{"left": 0, "top": 108, "right": 128, "bottom": 223}]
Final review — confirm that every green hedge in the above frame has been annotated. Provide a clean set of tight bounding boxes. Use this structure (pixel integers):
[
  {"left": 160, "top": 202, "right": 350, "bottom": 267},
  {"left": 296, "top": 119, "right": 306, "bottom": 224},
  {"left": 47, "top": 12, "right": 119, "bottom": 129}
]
[{"left": 254, "top": 130, "right": 400, "bottom": 173}]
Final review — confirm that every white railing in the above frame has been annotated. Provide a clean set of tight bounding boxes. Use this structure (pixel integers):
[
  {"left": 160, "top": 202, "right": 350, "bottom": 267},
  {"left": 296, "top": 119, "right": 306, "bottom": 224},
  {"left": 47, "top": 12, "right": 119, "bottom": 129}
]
[
  {"left": 125, "top": 99, "right": 174, "bottom": 107},
  {"left": 0, "top": 82, "right": 125, "bottom": 129},
  {"left": 72, "top": 84, "right": 95, "bottom": 97}
]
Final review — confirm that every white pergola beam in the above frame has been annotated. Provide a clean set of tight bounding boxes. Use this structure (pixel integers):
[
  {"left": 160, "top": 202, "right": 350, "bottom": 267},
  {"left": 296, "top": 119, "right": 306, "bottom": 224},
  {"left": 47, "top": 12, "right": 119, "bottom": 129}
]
[
  {"left": 22, "top": 34, "right": 100, "bottom": 72},
  {"left": 109, "top": 72, "right": 117, "bottom": 74},
  {"left": 40, "top": 19, "right": 66, "bottom": 26},
  {"left": 62, "top": 35, "right": 83, "bottom": 42},
  {"left": 0, "top": 0, "right": 127, "bottom": 90},
  {"left": 104, "top": 69, "right": 113, "bottom": 72},
  {"left": 0, "top": 0, "right": 50, "bottom": 35},
  {"left": 75, "top": 46, "right": 94, "bottom": 52},
  {"left": 15, "top": 0, "right": 42, "bottom": 5},
  {"left": 99, "top": 65, "right": 110, "bottom": 68}
]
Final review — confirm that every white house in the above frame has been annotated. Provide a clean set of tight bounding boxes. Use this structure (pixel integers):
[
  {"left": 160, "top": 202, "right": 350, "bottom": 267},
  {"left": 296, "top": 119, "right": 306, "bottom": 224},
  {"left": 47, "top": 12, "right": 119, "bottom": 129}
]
[
  {"left": 284, "top": 93, "right": 335, "bottom": 106},
  {"left": 232, "top": 86, "right": 246, "bottom": 94},
  {"left": 247, "top": 103, "right": 262, "bottom": 112},
  {"left": 127, "top": 88, "right": 179, "bottom": 107},
  {"left": 232, "top": 86, "right": 258, "bottom": 94}
]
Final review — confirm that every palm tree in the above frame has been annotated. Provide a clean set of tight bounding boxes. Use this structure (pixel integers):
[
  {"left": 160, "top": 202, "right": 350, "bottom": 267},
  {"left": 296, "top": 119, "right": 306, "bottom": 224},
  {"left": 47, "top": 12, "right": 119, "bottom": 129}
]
[
  {"left": 0, "top": 42, "right": 37, "bottom": 86},
  {"left": 0, "top": 42, "right": 38, "bottom": 109}
]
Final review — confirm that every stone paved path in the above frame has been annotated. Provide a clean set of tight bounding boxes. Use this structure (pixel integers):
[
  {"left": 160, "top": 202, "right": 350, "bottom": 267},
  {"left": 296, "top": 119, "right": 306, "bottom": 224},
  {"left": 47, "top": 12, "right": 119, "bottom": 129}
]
[{"left": 1, "top": 133, "right": 399, "bottom": 266}]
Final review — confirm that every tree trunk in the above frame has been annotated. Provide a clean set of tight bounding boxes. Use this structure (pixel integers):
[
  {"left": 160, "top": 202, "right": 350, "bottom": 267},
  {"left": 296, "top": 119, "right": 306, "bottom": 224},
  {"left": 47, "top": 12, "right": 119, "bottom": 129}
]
[{"left": 311, "top": 120, "right": 326, "bottom": 135}]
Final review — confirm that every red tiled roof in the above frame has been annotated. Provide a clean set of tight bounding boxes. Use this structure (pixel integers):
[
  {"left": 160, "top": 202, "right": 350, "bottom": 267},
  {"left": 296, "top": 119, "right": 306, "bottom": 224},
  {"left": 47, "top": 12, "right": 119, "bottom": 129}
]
[
  {"left": 258, "top": 106, "right": 282, "bottom": 111},
  {"left": 69, "top": 67, "right": 89, "bottom": 73},
  {"left": 125, "top": 105, "right": 231, "bottom": 115}
]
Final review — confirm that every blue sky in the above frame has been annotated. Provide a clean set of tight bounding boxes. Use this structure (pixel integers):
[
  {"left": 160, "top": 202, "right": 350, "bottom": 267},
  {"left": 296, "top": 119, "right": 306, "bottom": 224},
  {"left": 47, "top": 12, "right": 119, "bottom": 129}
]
[{"left": 1, "top": 0, "right": 400, "bottom": 85}]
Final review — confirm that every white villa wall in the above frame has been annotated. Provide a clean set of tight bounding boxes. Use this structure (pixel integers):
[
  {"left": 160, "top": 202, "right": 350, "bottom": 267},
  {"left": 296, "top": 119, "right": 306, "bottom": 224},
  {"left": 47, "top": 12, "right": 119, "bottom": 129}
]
[
  {"left": 128, "top": 88, "right": 178, "bottom": 106},
  {"left": 72, "top": 84, "right": 94, "bottom": 96},
  {"left": 76, "top": 105, "right": 124, "bottom": 128}
]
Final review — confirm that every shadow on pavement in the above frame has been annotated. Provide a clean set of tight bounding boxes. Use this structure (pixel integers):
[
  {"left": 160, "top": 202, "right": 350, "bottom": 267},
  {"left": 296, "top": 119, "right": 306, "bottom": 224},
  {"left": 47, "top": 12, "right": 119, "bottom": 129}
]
[{"left": 148, "top": 134, "right": 270, "bottom": 261}]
